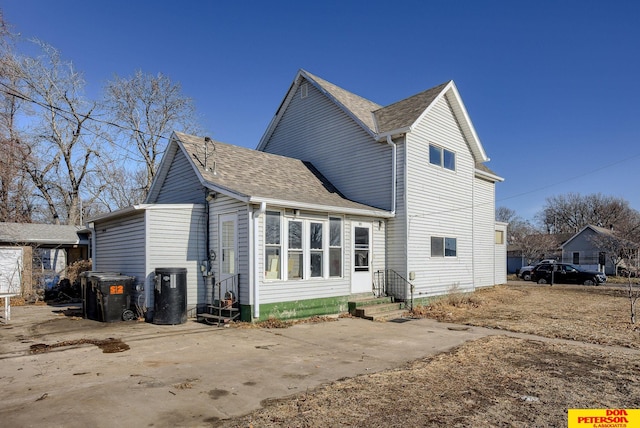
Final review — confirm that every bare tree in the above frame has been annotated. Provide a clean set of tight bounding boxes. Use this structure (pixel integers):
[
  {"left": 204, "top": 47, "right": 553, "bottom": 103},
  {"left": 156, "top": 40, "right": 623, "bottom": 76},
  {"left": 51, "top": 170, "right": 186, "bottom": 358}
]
[
  {"left": 17, "top": 41, "right": 104, "bottom": 225},
  {"left": 590, "top": 226, "right": 640, "bottom": 323},
  {"left": 496, "top": 206, "right": 517, "bottom": 224},
  {"left": 538, "top": 193, "right": 637, "bottom": 234},
  {"left": 0, "top": 12, "right": 35, "bottom": 222},
  {"left": 85, "top": 158, "right": 146, "bottom": 215},
  {"left": 510, "top": 221, "right": 558, "bottom": 265},
  {"left": 104, "top": 71, "right": 200, "bottom": 197}
]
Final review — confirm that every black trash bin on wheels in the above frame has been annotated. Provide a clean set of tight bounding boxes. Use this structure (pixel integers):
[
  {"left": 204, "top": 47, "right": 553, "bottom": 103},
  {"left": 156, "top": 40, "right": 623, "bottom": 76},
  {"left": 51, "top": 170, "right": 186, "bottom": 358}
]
[
  {"left": 153, "top": 268, "right": 187, "bottom": 325},
  {"left": 81, "top": 272, "right": 135, "bottom": 322}
]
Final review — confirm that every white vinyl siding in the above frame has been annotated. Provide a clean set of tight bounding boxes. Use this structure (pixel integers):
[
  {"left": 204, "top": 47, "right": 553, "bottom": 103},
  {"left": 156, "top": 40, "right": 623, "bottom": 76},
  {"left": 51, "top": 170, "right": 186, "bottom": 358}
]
[
  {"left": 94, "top": 211, "right": 147, "bottom": 307},
  {"left": 371, "top": 217, "right": 386, "bottom": 279},
  {"left": 473, "top": 177, "right": 497, "bottom": 287},
  {"left": 94, "top": 212, "right": 147, "bottom": 284},
  {"left": 261, "top": 79, "right": 393, "bottom": 211},
  {"left": 494, "top": 222, "right": 507, "bottom": 284},
  {"left": 146, "top": 206, "right": 207, "bottom": 311},
  {"left": 93, "top": 205, "right": 206, "bottom": 314},
  {"left": 154, "top": 148, "right": 204, "bottom": 204},
  {"left": 385, "top": 136, "right": 407, "bottom": 277},
  {"left": 406, "top": 95, "right": 475, "bottom": 295}
]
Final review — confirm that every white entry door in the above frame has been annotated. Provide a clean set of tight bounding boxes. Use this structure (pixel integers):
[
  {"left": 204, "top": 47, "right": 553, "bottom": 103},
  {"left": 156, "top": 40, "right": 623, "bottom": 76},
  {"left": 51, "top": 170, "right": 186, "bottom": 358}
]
[
  {"left": 351, "top": 223, "right": 372, "bottom": 294},
  {"left": 219, "top": 214, "right": 238, "bottom": 283}
]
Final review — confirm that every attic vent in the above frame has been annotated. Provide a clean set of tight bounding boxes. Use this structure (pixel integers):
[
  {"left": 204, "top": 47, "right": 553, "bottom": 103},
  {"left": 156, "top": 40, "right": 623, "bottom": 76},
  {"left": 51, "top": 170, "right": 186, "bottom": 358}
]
[{"left": 301, "top": 83, "right": 308, "bottom": 99}]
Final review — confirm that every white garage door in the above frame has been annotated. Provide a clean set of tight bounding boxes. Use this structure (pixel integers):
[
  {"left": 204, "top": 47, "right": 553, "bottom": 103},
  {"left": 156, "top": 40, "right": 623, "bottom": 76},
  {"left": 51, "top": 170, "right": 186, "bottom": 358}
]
[{"left": 0, "top": 247, "right": 23, "bottom": 294}]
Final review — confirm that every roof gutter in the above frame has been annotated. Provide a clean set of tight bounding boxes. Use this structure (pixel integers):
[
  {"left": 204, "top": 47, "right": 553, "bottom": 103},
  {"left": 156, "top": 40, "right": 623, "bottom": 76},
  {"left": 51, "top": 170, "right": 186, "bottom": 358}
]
[
  {"left": 247, "top": 197, "right": 394, "bottom": 218},
  {"left": 475, "top": 168, "right": 505, "bottom": 183}
]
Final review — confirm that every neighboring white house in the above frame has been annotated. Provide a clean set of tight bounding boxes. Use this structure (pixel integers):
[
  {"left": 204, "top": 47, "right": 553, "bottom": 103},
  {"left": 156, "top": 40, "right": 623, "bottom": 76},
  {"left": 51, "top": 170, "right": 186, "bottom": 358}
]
[
  {"left": 0, "top": 222, "right": 90, "bottom": 294},
  {"left": 90, "top": 70, "right": 506, "bottom": 321}
]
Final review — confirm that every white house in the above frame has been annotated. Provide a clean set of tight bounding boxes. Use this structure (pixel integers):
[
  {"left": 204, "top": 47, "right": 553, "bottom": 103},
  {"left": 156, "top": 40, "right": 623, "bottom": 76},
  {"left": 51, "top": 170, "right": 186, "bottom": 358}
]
[
  {"left": 258, "top": 70, "right": 506, "bottom": 299},
  {"left": 90, "top": 70, "right": 506, "bottom": 322}
]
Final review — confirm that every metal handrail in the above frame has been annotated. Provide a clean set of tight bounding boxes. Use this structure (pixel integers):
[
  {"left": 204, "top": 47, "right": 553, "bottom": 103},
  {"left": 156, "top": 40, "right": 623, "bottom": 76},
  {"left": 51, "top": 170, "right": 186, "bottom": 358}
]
[
  {"left": 373, "top": 269, "right": 414, "bottom": 310},
  {"left": 213, "top": 274, "right": 239, "bottom": 326}
]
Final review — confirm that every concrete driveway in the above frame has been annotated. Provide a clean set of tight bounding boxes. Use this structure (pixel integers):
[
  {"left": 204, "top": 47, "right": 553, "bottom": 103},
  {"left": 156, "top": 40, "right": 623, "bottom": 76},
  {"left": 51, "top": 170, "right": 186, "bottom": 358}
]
[{"left": 1, "top": 303, "right": 499, "bottom": 427}]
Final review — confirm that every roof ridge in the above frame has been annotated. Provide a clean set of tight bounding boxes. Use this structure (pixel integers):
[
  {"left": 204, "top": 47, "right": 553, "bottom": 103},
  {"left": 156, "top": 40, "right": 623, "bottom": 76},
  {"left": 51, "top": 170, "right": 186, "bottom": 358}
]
[
  {"left": 373, "top": 81, "right": 451, "bottom": 134},
  {"left": 301, "top": 70, "right": 382, "bottom": 134},
  {"left": 375, "top": 81, "right": 451, "bottom": 113}
]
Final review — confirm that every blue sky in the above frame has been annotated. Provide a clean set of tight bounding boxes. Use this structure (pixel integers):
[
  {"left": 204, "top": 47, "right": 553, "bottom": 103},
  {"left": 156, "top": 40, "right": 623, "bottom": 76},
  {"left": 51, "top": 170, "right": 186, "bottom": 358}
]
[{"left": 3, "top": 0, "right": 640, "bottom": 221}]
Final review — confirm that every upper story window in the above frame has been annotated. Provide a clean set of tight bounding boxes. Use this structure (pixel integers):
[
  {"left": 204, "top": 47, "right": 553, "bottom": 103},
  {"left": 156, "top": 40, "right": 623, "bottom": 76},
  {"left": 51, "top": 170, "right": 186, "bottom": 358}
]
[{"left": 429, "top": 144, "right": 456, "bottom": 171}]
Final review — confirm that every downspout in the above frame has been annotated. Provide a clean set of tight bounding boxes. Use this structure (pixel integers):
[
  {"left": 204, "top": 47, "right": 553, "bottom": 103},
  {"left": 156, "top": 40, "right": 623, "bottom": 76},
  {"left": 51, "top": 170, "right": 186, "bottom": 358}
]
[
  {"left": 386, "top": 135, "right": 404, "bottom": 299},
  {"left": 253, "top": 202, "right": 266, "bottom": 319},
  {"left": 204, "top": 192, "right": 213, "bottom": 306},
  {"left": 87, "top": 222, "right": 96, "bottom": 269},
  {"left": 385, "top": 135, "right": 397, "bottom": 215}
]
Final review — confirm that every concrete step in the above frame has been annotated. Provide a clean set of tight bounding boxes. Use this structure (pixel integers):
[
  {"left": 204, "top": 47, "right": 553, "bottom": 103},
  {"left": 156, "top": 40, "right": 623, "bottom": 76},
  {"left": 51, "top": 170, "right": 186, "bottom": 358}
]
[
  {"left": 348, "top": 296, "right": 393, "bottom": 314},
  {"left": 355, "top": 302, "right": 404, "bottom": 317},
  {"left": 353, "top": 299, "right": 408, "bottom": 321},
  {"left": 367, "top": 309, "right": 407, "bottom": 321},
  {"left": 363, "top": 309, "right": 409, "bottom": 322}
]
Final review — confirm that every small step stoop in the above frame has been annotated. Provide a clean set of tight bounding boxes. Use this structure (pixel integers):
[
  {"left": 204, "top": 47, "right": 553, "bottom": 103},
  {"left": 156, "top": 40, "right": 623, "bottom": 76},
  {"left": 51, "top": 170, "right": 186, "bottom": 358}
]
[{"left": 349, "top": 296, "right": 408, "bottom": 321}]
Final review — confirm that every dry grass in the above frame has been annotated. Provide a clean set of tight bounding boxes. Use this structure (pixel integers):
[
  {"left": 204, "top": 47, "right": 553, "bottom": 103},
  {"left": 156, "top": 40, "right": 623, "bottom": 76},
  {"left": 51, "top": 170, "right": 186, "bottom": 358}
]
[
  {"left": 231, "top": 315, "right": 339, "bottom": 329},
  {"left": 414, "top": 283, "right": 639, "bottom": 348},
  {"left": 222, "top": 283, "right": 640, "bottom": 428}
]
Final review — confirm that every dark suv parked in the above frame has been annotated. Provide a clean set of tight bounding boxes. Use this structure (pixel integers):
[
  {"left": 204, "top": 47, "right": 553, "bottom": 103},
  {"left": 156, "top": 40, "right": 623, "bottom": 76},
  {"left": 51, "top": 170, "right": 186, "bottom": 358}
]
[{"left": 531, "top": 263, "right": 607, "bottom": 286}]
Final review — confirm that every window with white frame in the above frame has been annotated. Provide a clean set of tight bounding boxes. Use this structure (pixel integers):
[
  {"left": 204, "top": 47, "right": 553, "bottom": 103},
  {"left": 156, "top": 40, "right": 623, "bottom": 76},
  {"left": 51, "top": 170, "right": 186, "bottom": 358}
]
[
  {"left": 288, "top": 220, "right": 303, "bottom": 279},
  {"left": 265, "top": 211, "right": 281, "bottom": 279},
  {"left": 329, "top": 217, "right": 342, "bottom": 277},
  {"left": 265, "top": 212, "right": 343, "bottom": 281},
  {"left": 431, "top": 236, "right": 457, "bottom": 257},
  {"left": 429, "top": 144, "right": 456, "bottom": 171},
  {"left": 309, "top": 222, "right": 324, "bottom": 277}
]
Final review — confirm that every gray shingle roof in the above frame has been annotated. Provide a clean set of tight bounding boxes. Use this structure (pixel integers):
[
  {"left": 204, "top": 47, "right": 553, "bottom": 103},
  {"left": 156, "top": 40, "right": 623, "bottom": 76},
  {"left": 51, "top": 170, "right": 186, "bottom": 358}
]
[
  {"left": 301, "top": 70, "right": 382, "bottom": 134},
  {"left": 298, "top": 71, "right": 499, "bottom": 179},
  {"left": 0, "top": 222, "right": 87, "bottom": 245},
  {"left": 174, "top": 132, "right": 389, "bottom": 215},
  {"left": 373, "top": 81, "right": 450, "bottom": 134},
  {"left": 301, "top": 70, "right": 451, "bottom": 136}
]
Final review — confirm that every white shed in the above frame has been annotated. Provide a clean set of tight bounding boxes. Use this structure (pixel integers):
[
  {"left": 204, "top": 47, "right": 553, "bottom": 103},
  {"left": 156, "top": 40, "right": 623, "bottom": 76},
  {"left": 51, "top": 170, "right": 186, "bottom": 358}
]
[{"left": 88, "top": 204, "right": 206, "bottom": 319}]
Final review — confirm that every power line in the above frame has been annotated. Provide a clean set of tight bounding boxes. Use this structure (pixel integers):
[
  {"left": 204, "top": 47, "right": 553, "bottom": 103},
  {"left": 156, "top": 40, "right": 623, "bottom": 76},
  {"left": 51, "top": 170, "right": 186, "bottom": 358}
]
[
  {"left": 409, "top": 152, "right": 640, "bottom": 220},
  {"left": 0, "top": 81, "right": 168, "bottom": 160}
]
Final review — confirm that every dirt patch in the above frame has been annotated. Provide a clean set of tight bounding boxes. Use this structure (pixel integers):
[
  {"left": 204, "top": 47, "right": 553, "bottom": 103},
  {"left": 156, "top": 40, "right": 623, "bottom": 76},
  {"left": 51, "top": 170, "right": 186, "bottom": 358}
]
[
  {"left": 232, "top": 315, "right": 339, "bottom": 329},
  {"left": 221, "top": 283, "right": 640, "bottom": 427},
  {"left": 29, "top": 337, "right": 129, "bottom": 354}
]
